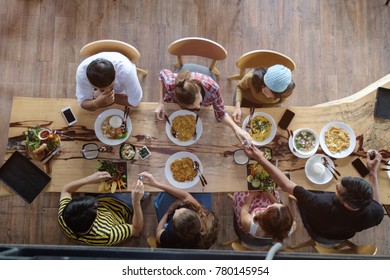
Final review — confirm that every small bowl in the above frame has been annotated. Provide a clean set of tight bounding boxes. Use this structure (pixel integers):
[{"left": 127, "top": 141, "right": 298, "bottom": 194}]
[
  {"left": 234, "top": 149, "right": 249, "bottom": 165},
  {"left": 38, "top": 129, "right": 52, "bottom": 140},
  {"left": 120, "top": 143, "right": 136, "bottom": 160},
  {"left": 292, "top": 128, "right": 319, "bottom": 156},
  {"left": 81, "top": 143, "right": 99, "bottom": 159}
]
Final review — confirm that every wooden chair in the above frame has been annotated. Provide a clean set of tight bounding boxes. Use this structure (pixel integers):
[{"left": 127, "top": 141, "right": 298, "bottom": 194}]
[
  {"left": 79, "top": 39, "right": 148, "bottom": 76},
  {"left": 228, "top": 50, "right": 296, "bottom": 80},
  {"left": 168, "top": 37, "right": 227, "bottom": 77},
  {"left": 147, "top": 236, "right": 159, "bottom": 248}
]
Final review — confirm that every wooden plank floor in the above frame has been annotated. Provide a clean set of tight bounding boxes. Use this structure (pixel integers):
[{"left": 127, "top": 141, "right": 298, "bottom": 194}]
[{"left": 0, "top": 0, "right": 389, "bottom": 255}]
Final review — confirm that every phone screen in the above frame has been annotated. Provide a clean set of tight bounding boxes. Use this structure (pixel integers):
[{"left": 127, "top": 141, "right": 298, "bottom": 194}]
[
  {"left": 62, "top": 108, "right": 76, "bottom": 124},
  {"left": 278, "top": 109, "right": 295, "bottom": 130},
  {"left": 351, "top": 158, "right": 369, "bottom": 177}
]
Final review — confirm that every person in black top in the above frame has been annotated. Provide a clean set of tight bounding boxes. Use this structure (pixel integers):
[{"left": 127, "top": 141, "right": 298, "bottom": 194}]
[{"left": 243, "top": 144, "right": 384, "bottom": 240}]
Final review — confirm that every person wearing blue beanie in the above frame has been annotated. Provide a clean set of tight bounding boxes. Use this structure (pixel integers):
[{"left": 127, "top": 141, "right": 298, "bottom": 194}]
[{"left": 232, "top": 65, "right": 295, "bottom": 123}]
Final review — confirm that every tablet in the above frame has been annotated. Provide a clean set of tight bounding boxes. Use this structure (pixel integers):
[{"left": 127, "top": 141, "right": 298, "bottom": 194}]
[{"left": 374, "top": 87, "right": 390, "bottom": 119}]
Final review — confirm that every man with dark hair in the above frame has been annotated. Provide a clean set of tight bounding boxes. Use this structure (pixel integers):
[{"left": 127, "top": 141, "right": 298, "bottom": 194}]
[
  {"left": 58, "top": 171, "right": 145, "bottom": 246},
  {"left": 244, "top": 144, "right": 384, "bottom": 240},
  {"left": 76, "top": 52, "right": 142, "bottom": 111}
]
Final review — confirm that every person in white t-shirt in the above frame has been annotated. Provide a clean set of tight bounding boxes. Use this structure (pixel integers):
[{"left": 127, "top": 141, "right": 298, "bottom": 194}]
[{"left": 76, "top": 52, "right": 143, "bottom": 111}]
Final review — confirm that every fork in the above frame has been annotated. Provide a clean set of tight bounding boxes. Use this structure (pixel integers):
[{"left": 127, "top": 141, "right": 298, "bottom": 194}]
[
  {"left": 192, "top": 114, "right": 199, "bottom": 140},
  {"left": 245, "top": 107, "right": 256, "bottom": 131},
  {"left": 164, "top": 114, "right": 178, "bottom": 138},
  {"left": 121, "top": 106, "right": 130, "bottom": 132}
]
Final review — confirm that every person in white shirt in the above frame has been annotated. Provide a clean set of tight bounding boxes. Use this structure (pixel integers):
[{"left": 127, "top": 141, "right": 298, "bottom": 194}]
[{"left": 76, "top": 52, "right": 143, "bottom": 111}]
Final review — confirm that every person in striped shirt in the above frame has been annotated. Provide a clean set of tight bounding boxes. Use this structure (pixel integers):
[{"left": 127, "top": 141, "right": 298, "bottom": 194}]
[
  {"left": 58, "top": 171, "right": 144, "bottom": 246},
  {"left": 155, "top": 69, "right": 252, "bottom": 144}
]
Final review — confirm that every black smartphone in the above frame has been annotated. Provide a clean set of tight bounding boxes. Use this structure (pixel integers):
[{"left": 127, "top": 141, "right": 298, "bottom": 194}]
[
  {"left": 278, "top": 109, "right": 295, "bottom": 130},
  {"left": 351, "top": 158, "right": 370, "bottom": 177}
]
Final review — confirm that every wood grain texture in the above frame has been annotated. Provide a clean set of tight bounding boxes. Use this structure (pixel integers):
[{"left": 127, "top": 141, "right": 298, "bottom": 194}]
[{"left": 0, "top": 0, "right": 389, "bottom": 255}]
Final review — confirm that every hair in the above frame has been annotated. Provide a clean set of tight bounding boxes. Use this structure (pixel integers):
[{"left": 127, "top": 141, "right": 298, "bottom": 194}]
[
  {"left": 340, "top": 176, "right": 373, "bottom": 209},
  {"left": 174, "top": 71, "right": 200, "bottom": 106},
  {"left": 63, "top": 196, "right": 98, "bottom": 235},
  {"left": 173, "top": 201, "right": 219, "bottom": 249},
  {"left": 86, "top": 58, "right": 115, "bottom": 88},
  {"left": 252, "top": 67, "right": 295, "bottom": 95},
  {"left": 253, "top": 204, "right": 294, "bottom": 242}
]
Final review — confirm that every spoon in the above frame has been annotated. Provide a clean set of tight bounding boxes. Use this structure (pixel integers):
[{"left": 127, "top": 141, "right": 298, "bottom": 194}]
[
  {"left": 193, "top": 161, "right": 207, "bottom": 186},
  {"left": 321, "top": 157, "right": 339, "bottom": 180},
  {"left": 164, "top": 114, "right": 178, "bottom": 138},
  {"left": 321, "top": 157, "right": 341, "bottom": 176}
]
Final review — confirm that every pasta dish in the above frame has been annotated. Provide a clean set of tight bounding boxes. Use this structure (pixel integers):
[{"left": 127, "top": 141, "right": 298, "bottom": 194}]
[
  {"left": 170, "top": 157, "right": 197, "bottom": 182},
  {"left": 248, "top": 115, "right": 272, "bottom": 142},
  {"left": 172, "top": 115, "right": 196, "bottom": 142},
  {"left": 324, "top": 126, "right": 350, "bottom": 153}
]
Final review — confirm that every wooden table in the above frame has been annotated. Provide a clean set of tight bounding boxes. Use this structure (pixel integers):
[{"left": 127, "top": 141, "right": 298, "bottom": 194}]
[{"left": 2, "top": 74, "right": 390, "bottom": 204}]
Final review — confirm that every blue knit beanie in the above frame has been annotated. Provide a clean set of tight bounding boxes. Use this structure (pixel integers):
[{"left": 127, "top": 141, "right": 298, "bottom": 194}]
[{"left": 263, "top": 65, "right": 292, "bottom": 93}]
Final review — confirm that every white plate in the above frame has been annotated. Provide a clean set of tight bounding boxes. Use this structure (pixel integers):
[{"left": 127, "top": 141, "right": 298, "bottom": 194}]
[
  {"left": 94, "top": 109, "right": 132, "bottom": 146},
  {"left": 166, "top": 110, "right": 203, "bottom": 146},
  {"left": 305, "top": 154, "right": 335, "bottom": 185},
  {"left": 288, "top": 136, "right": 314, "bottom": 159},
  {"left": 242, "top": 112, "right": 276, "bottom": 146},
  {"left": 319, "top": 122, "right": 356, "bottom": 158},
  {"left": 164, "top": 151, "right": 202, "bottom": 189}
]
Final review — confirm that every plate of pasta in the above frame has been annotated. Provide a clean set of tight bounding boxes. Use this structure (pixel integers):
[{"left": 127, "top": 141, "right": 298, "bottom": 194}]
[
  {"left": 94, "top": 109, "right": 132, "bottom": 146},
  {"left": 242, "top": 112, "right": 276, "bottom": 146},
  {"left": 319, "top": 122, "right": 356, "bottom": 158},
  {"left": 164, "top": 151, "right": 202, "bottom": 189},
  {"left": 166, "top": 110, "right": 203, "bottom": 146}
]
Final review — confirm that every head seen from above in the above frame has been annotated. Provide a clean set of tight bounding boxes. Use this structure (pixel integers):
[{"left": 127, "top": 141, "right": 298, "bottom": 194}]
[
  {"left": 253, "top": 203, "right": 294, "bottom": 242},
  {"left": 254, "top": 65, "right": 294, "bottom": 97},
  {"left": 63, "top": 196, "right": 98, "bottom": 235},
  {"left": 87, "top": 58, "right": 116, "bottom": 89},
  {"left": 336, "top": 176, "right": 373, "bottom": 210},
  {"left": 174, "top": 71, "right": 202, "bottom": 110}
]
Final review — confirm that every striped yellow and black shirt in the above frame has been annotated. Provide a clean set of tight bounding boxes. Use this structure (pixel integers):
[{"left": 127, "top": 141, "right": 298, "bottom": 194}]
[{"left": 58, "top": 196, "right": 133, "bottom": 246}]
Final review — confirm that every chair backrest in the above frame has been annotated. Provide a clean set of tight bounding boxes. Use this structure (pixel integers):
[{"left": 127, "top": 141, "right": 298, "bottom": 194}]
[
  {"left": 168, "top": 37, "right": 227, "bottom": 76},
  {"left": 228, "top": 50, "right": 295, "bottom": 80},
  {"left": 79, "top": 40, "right": 147, "bottom": 76},
  {"left": 315, "top": 240, "right": 377, "bottom": 255}
]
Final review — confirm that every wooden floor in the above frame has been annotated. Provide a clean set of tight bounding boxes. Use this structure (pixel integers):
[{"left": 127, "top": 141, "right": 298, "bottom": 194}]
[{"left": 0, "top": 0, "right": 389, "bottom": 256}]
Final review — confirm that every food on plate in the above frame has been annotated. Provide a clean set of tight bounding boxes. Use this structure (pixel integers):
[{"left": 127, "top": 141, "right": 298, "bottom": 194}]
[
  {"left": 170, "top": 157, "right": 197, "bottom": 182},
  {"left": 25, "top": 126, "right": 61, "bottom": 161},
  {"left": 325, "top": 126, "right": 350, "bottom": 154},
  {"left": 120, "top": 143, "right": 136, "bottom": 160},
  {"left": 247, "top": 162, "right": 276, "bottom": 191},
  {"left": 101, "top": 115, "right": 127, "bottom": 140},
  {"left": 96, "top": 160, "right": 127, "bottom": 193},
  {"left": 311, "top": 162, "right": 325, "bottom": 177},
  {"left": 171, "top": 114, "right": 196, "bottom": 142},
  {"left": 247, "top": 115, "right": 272, "bottom": 142},
  {"left": 294, "top": 130, "right": 317, "bottom": 153},
  {"left": 109, "top": 115, "right": 123, "bottom": 128}
]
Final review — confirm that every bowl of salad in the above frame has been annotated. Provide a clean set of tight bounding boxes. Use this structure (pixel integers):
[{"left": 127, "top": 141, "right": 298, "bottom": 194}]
[{"left": 292, "top": 128, "right": 319, "bottom": 156}]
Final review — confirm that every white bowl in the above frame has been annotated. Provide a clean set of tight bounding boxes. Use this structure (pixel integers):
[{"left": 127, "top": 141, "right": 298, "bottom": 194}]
[
  {"left": 241, "top": 112, "right": 276, "bottom": 146},
  {"left": 292, "top": 128, "right": 319, "bottom": 156}
]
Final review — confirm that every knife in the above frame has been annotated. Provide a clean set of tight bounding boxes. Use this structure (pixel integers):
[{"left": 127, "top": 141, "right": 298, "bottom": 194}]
[{"left": 41, "top": 146, "right": 61, "bottom": 164}]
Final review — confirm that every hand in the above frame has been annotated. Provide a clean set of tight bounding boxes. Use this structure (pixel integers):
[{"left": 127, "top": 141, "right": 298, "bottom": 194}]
[
  {"left": 366, "top": 150, "right": 382, "bottom": 173},
  {"left": 87, "top": 171, "right": 111, "bottom": 184},
  {"left": 94, "top": 88, "right": 115, "bottom": 108},
  {"left": 132, "top": 179, "right": 145, "bottom": 203},
  {"left": 139, "top": 171, "right": 159, "bottom": 187},
  {"left": 232, "top": 107, "right": 242, "bottom": 123},
  {"left": 244, "top": 143, "right": 264, "bottom": 162},
  {"left": 154, "top": 103, "right": 165, "bottom": 121},
  {"left": 235, "top": 127, "right": 252, "bottom": 144}
]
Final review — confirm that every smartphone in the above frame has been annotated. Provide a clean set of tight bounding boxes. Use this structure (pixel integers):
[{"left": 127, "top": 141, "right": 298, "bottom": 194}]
[
  {"left": 351, "top": 158, "right": 369, "bottom": 177},
  {"left": 138, "top": 146, "right": 151, "bottom": 160},
  {"left": 278, "top": 109, "right": 295, "bottom": 130},
  {"left": 61, "top": 107, "right": 77, "bottom": 126}
]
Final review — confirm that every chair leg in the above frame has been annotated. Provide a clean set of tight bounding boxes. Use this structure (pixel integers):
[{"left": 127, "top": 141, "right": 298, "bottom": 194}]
[
  {"left": 222, "top": 238, "right": 239, "bottom": 247},
  {"left": 136, "top": 68, "right": 148, "bottom": 76},
  {"left": 227, "top": 74, "right": 241, "bottom": 81}
]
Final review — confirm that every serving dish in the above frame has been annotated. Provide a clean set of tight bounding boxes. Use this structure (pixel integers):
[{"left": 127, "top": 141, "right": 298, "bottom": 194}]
[
  {"left": 304, "top": 154, "right": 334, "bottom": 185},
  {"left": 96, "top": 160, "right": 127, "bottom": 193},
  {"left": 319, "top": 122, "right": 356, "bottom": 158},
  {"left": 242, "top": 112, "right": 276, "bottom": 146},
  {"left": 292, "top": 128, "right": 319, "bottom": 156},
  {"left": 94, "top": 109, "right": 132, "bottom": 146},
  {"left": 164, "top": 151, "right": 202, "bottom": 189},
  {"left": 165, "top": 110, "right": 203, "bottom": 146}
]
